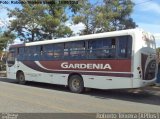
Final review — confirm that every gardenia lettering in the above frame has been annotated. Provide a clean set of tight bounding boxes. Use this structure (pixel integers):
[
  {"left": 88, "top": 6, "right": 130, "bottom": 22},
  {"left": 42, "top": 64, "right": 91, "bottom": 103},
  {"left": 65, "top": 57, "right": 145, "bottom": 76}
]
[{"left": 61, "top": 62, "right": 112, "bottom": 70}]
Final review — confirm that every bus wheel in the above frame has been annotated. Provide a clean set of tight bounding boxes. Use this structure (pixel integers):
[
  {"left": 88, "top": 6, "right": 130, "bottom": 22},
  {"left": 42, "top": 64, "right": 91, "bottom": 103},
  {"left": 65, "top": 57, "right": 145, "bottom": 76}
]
[
  {"left": 17, "top": 72, "right": 26, "bottom": 85},
  {"left": 68, "top": 75, "right": 84, "bottom": 93}
]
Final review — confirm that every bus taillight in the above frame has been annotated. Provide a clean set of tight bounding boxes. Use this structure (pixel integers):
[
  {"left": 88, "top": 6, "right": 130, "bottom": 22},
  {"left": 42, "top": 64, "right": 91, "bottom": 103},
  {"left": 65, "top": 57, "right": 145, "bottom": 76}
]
[{"left": 137, "top": 66, "right": 142, "bottom": 78}]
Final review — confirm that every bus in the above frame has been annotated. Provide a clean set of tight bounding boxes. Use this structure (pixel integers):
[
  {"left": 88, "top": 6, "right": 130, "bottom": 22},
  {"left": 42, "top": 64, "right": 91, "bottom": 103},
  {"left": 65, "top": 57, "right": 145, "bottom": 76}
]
[{"left": 6, "top": 28, "right": 157, "bottom": 93}]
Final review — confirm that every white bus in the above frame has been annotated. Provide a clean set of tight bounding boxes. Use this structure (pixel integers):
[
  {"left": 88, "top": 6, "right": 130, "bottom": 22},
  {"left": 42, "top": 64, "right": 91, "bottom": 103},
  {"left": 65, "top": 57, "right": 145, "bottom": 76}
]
[{"left": 6, "top": 29, "right": 157, "bottom": 93}]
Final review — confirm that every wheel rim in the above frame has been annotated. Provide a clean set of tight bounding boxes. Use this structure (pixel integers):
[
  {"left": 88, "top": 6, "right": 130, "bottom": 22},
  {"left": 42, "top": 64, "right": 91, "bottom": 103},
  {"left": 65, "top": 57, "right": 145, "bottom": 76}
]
[
  {"left": 71, "top": 78, "right": 80, "bottom": 91},
  {"left": 19, "top": 74, "right": 24, "bottom": 82}
]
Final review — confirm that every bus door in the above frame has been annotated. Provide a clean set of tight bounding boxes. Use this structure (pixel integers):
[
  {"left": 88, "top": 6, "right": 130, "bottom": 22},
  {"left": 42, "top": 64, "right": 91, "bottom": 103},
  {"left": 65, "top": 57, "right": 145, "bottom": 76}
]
[{"left": 7, "top": 48, "right": 17, "bottom": 79}]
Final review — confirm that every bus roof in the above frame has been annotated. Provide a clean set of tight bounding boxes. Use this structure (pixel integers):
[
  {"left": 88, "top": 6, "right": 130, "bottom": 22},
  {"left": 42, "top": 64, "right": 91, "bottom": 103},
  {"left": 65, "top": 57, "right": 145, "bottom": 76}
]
[{"left": 11, "top": 28, "right": 144, "bottom": 47}]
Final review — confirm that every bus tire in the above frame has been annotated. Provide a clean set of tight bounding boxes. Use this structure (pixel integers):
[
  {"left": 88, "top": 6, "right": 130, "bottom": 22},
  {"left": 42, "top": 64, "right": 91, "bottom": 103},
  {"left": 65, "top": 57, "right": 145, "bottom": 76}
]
[
  {"left": 17, "top": 72, "right": 26, "bottom": 85},
  {"left": 68, "top": 75, "right": 84, "bottom": 93}
]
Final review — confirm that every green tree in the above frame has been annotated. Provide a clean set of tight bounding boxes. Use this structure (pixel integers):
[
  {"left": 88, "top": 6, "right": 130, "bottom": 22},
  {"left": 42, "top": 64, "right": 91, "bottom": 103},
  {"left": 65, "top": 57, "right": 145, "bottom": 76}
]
[
  {"left": 0, "top": 31, "right": 15, "bottom": 51},
  {"left": 8, "top": 1, "right": 75, "bottom": 42},
  {"left": 8, "top": 4, "right": 46, "bottom": 42},
  {"left": 72, "top": 0, "right": 96, "bottom": 35},
  {"left": 101, "top": 0, "right": 137, "bottom": 31},
  {"left": 0, "top": 31, "right": 15, "bottom": 71},
  {"left": 73, "top": 0, "right": 137, "bottom": 35}
]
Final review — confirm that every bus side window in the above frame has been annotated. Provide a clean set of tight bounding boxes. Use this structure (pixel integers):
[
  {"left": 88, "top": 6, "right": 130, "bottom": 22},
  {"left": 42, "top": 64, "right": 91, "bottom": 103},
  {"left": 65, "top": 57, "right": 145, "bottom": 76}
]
[
  {"left": 53, "top": 43, "right": 64, "bottom": 60},
  {"left": 31, "top": 45, "right": 41, "bottom": 61},
  {"left": 88, "top": 38, "right": 116, "bottom": 59},
  {"left": 88, "top": 39, "right": 102, "bottom": 59},
  {"left": 43, "top": 44, "right": 54, "bottom": 60},
  {"left": 117, "top": 36, "right": 132, "bottom": 59},
  {"left": 24, "top": 47, "right": 31, "bottom": 60},
  {"left": 103, "top": 38, "right": 116, "bottom": 58},
  {"left": 17, "top": 47, "right": 25, "bottom": 61},
  {"left": 65, "top": 41, "right": 86, "bottom": 60},
  {"left": 28, "top": 46, "right": 35, "bottom": 60}
]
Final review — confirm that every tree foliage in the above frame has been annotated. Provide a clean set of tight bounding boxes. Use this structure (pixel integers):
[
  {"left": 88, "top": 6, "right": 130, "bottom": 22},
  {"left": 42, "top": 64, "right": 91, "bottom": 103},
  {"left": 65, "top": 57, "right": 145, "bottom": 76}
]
[
  {"left": 7, "top": 0, "right": 137, "bottom": 41},
  {"left": 102, "top": 0, "right": 137, "bottom": 31},
  {"left": 0, "top": 31, "right": 15, "bottom": 51},
  {"left": 8, "top": 1, "right": 76, "bottom": 42},
  {"left": 73, "top": 0, "right": 137, "bottom": 35},
  {"left": 72, "top": 1, "right": 96, "bottom": 35}
]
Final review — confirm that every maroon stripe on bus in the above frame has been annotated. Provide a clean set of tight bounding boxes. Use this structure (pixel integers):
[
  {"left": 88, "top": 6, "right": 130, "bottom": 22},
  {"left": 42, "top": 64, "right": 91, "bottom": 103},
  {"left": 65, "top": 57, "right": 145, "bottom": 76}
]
[
  {"left": 22, "top": 61, "right": 53, "bottom": 73},
  {"left": 39, "top": 59, "right": 131, "bottom": 72},
  {"left": 22, "top": 60, "right": 133, "bottom": 78}
]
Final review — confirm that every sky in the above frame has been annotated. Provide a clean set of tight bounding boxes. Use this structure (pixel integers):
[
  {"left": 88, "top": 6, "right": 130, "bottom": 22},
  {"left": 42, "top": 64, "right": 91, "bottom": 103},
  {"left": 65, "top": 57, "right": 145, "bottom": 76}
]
[
  {"left": 132, "top": 0, "right": 160, "bottom": 33},
  {"left": 0, "top": 0, "right": 160, "bottom": 46},
  {"left": 131, "top": 0, "right": 160, "bottom": 47}
]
